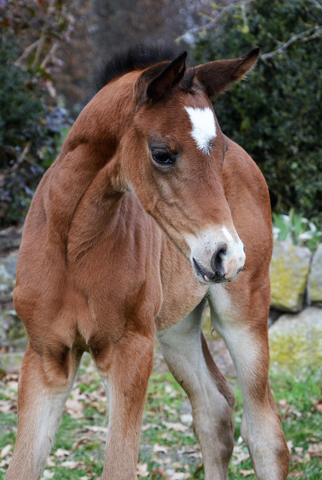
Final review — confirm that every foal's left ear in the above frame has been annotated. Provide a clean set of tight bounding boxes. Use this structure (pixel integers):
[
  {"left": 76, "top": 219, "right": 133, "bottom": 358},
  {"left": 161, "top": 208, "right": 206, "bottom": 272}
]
[
  {"left": 135, "top": 51, "right": 187, "bottom": 105},
  {"left": 195, "top": 47, "right": 260, "bottom": 98}
]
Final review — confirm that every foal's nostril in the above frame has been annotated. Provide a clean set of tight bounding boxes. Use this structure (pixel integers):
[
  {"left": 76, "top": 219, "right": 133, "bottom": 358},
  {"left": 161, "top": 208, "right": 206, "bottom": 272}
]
[{"left": 210, "top": 243, "right": 227, "bottom": 274}]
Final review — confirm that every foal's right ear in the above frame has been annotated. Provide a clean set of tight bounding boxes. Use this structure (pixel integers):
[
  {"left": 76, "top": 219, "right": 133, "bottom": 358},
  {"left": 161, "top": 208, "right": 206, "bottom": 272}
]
[
  {"left": 135, "top": 52, "right": 187, "bottom": 105},
  {"left": 195, "top": 47, "right": 260, "bottom": 98}
]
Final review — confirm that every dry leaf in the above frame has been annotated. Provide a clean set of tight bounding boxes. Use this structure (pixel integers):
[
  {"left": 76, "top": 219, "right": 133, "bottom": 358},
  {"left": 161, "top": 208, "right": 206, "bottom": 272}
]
[
  {"left": 71, "top": 437, "right": 91, "bottom": 452},
  {"left": 61, "top": 460, "right": 80, "bottom": 469},
  {"left": 153, "top": 443, "right": 169, "bottom": 454},
  {"left": 84, "top": 426, "right": 108, "bottom": 433},
  {"left": 163, "top": 422, "right": 189, "bottom": 433},
  {"left": 42, "top": 470, "right": 55, "bottom": 479},
  {"left": 313, "top": 399, "right": 322, "bottom": 413},
  {"left": 240, "top": 469, "right": 255, "bottom": 477},
  {"left": 171, "top": 473, "right": 190, "bottom": 479},
  {"left": 307, "top": 442, "right": 322, "bottom": 457},
  {"left": 180, "top": 414, "right": 193, "bottom": 425},
  {"left": 137, "top": 461, "right": 149, "bottom": 477},
  {"left": 65, "top": 398, "right": 84, "bottom": 417},
  {"left": 232, "top": 445, "right": 250, "bottom": 465},
  {"left": 0, "top": 445, "right": 12, "bottom": 458},
  {"left": 54, "top": 448, "right": 70, "bottom": 457}
]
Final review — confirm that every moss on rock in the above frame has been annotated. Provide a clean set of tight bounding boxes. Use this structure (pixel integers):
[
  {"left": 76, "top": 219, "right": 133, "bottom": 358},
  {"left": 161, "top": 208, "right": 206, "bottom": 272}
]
[
  {"left": 269, "top": 307, "right": 322, "bottom": 368},
  {"left": 270, "top": 241, "right": 311, "bottom": 312}
]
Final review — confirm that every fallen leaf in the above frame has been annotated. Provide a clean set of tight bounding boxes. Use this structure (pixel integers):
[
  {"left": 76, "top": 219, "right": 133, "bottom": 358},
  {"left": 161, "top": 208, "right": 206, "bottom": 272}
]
[
  {"left": 71, "top": 437, "right": 91, "bottom": 452},
  {"left": 153, "top": 443, "right": 169, "bottom": 454},
  {"left": 180, "top": 413, "right": 193, "bottom": 425},
  {"left": 65, "top": 398, "right": 84, "bottom": 417},
  {"left": 313, "top": 398, "right": 322, "bottom": 413},
  {"left": 240, "top": 469, "right": 255, "bottom": 477},
  {"left": 137, "top": 461, "right": 149, "bottom": 477},
  {"left": 232, "top": 445, "right": 250, "bottom": 465},
  {"left": 163, "top": 422, "right": 189, "bottom": 433},
  {"left": 0, "top": 445, "right": 12, "bottom": 458},
  {"left": 61, "top": 460, "right": 80, "bottom": 469},
  {"left": 307, "top": 442, "right": 322, "bottom": 457},
  {"left": 54, "top": 448, "right": 70, "bottom": 457},
  {"left": 42, "top": 470, "right": 55, "bottom": 479}
]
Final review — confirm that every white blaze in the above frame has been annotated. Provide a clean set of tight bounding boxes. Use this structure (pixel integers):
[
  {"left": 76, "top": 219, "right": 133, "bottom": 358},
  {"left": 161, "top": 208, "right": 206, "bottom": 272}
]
[{"left": 184, "top": 106, "right": 217, "bottom": 154}]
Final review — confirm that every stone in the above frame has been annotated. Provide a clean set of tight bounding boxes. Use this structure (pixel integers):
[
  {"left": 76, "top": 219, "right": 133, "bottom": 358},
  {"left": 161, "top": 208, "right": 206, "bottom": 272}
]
[
  {"left": 0, "top": 251, "right": 18, "bottom": 303},
  {"left": 270, "top": 241, "right": 312, "bottom": 312},
  {"left": 0, "top": 226, "right": 22, "bottom": 253},
  {"left": 0, "top": 352, "right": 24, "bottom": 374},
  {"left": 269, "top": 307, "right": 322, "bottom": 368},
  {"left": 308, "top": 243, "right": 322, "bottom": 306},
  {"left": 0, "top": 309, "right": 27, "bottom": 348}
]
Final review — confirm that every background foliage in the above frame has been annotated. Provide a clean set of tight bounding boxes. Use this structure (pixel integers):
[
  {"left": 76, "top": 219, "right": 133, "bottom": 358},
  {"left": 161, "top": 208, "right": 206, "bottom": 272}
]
[
  {"left": 0, "top": 0, "right": 321, "bottom": 228},
  {"left": 0, "top": 1, "right": 72, "bottom": 227},
  {"left": 192, "top": 0, "right": 322, "bottom": 222}
]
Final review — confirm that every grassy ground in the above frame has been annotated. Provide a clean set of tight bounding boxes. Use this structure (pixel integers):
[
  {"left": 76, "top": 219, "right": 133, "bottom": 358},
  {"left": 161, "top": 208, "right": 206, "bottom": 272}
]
[{"left": 0, "top": 339, "right": 321, "bottom": 479}]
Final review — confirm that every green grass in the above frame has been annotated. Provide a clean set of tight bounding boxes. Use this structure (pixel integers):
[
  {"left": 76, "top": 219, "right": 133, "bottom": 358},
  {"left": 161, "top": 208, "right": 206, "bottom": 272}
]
[{"left": 0, "top": 358, "right": 321, "bottom": 479}]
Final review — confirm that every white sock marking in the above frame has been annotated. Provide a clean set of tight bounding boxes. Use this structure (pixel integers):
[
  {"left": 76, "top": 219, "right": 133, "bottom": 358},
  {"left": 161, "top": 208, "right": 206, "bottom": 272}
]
[{"left": 184, "top": 107, "right": 217, "bottom": 154}]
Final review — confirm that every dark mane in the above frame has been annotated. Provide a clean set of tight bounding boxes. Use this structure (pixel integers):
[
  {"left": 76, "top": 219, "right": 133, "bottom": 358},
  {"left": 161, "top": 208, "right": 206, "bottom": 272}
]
[{"left": 95, "top": 43, "right": 178, "bottom": 93}]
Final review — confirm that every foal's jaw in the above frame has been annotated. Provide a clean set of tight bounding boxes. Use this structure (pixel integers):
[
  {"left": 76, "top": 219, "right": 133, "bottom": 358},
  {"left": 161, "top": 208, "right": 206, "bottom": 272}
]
[{"left": 186, "top": 226, "right": 246, "bottom": 285}]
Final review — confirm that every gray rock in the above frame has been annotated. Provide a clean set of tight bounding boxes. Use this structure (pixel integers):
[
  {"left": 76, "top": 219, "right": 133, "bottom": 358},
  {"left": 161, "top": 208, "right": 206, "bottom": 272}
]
[
  {"left": 0, "top": 226, "right": 22, "bottom": 253},
  {"left": 270, "top": 241, "right": 312, "bottom": 312},
  {"left": 0, "top": 309, "right": 27, "bottom": 348},
  {"left": 308, "top": 243, "right": 322, "bottom": 306},
  {"left": 0, "top": 251, "right": 18, "bottom": 303},
  {"left": 269, "top": 307, "right": 322, "bottom": 368},
  {"left": 0, "top": 352, "right": 24, "bottom": 374}
]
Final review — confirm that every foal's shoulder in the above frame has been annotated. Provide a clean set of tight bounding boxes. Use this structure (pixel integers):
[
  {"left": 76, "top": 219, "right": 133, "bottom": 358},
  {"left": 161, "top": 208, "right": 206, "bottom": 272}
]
[{"left": 224, "top": 138, "right": 268, "bottom": 195}]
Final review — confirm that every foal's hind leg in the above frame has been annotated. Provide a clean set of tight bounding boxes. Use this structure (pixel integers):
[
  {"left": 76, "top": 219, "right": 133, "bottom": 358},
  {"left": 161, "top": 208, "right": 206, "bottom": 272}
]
[
  {"left": 92, "top": 325, "right": 155, "bottom": 480},
  {"left": 209, "top": 281, "right": 290, "bottom": 480},
  {"left": 5, "top": 343, "right": 82, "bottom": 480},
  {"left": 157, "top": 300, "right": 235, "bottom": 480}
]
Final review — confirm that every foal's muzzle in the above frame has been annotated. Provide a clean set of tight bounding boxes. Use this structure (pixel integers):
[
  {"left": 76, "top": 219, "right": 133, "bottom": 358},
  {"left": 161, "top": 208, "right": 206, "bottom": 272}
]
[{"left": 187, "top": 227, "right": 246, "bottom": 285}]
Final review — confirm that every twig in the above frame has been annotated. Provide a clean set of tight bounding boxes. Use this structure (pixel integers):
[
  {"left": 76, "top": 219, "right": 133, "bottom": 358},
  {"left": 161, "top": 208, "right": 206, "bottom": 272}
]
[
  {"left": 40, "top": 41, "right": 59, "bottom": 69},
  {"left": 14, "top": 40, "right": 41, "bottom": 66},
  {"left": 309, "top": 0, "right": 322, "bottom": 10},
  {"left": 261, "top": 26, "right": 322, "bottom": 62},
  {"left": 176, "top": 0, "right": 252, "bottom": 43},
  {"left": 33, "top": 35, "right": 47, "bottom": 67}
]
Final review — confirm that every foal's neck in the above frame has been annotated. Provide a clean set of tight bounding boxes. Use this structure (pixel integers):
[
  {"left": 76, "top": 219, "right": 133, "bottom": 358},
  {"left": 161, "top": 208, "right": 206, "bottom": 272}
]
[{"left": 43, "top": 78, "right": 136, "bottom": 258}]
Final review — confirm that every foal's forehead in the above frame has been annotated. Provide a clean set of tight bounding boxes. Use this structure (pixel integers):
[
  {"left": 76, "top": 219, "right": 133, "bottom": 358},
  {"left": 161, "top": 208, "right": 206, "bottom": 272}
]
[{"left": 183, "top": 106, "right": 217, "bottom": 155}]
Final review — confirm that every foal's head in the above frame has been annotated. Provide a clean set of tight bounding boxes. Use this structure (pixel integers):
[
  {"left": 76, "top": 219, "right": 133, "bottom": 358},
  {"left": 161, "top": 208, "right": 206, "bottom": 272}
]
[{"left": 103, "top": 46, "right": 259, "bottom": 284}]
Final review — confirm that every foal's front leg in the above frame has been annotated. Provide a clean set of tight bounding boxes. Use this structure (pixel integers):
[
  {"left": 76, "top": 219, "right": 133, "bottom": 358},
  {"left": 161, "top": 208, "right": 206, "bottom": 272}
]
[
  {"left": 209, "top": 282, "right": 290, "bottom": 480},
  {"left": 158, "top": 300, "right": 235, "bottom": 480},
  {"left": 92, "top": 325, "right": 155, "bottom": 480}
]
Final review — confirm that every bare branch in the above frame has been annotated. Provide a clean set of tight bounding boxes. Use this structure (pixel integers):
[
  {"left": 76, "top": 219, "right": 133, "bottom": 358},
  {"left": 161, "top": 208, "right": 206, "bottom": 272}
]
[
  {"left": 261, "top": 26, "right": 322, "bottom": 62},
  {"left": 176, "top": 0, "right": 252, "bottom": 44},
  {"left": 40, "top": 41, "right": 59, "bottom": 69},
  {"left": 14, "top": 40, "right": 40, "bottom": 66},
  {"left": 309, "top": 0, "right": 322, "bottom": 10}
]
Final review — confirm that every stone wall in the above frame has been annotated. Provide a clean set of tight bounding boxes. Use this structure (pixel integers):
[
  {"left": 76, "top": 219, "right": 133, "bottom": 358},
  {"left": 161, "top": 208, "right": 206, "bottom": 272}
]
[{"left": 270, "top": 241, "right": 322, "bottom": 312}]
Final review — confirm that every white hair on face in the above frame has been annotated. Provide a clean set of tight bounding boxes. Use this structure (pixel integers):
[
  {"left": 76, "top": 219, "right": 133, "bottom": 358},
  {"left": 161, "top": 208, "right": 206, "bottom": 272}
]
[{"left": 184, "top": 106, "right": 217, "bottom": 154}]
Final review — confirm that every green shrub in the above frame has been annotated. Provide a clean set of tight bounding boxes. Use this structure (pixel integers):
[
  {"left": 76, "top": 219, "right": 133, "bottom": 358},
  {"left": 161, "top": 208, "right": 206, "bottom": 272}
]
[
  {"left": 191, "top": 0, "right": 322, "bottom": 223},
  {"left": 273, "top": 209, "right": 322, "bottom": 251},
  {"left": 0, "top": 35, "right": 70, "bottom": 226}
]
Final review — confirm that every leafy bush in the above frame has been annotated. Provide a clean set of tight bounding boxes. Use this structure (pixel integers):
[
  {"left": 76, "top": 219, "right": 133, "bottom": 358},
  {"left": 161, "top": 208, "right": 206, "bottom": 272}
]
[
  {"left": 273, "top": 210, "right": 322, "bottom": 251},
  {"left": 191, "top": 0, "right": 322, "bottom": 223},
  {"left": 0, "top": 2, "right": 73, "bottom": 227}
]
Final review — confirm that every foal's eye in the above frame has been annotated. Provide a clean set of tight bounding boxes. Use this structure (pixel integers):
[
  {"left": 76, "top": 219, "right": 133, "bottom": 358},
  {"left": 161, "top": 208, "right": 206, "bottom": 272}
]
[{"left": 151, "top": 149, "right": 177, "bottom": 167}]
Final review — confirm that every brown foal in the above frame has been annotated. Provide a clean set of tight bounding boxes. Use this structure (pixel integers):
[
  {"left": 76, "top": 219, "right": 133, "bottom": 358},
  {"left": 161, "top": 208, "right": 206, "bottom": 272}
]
[{"left": 6, "top": 45, "right": 290, "bottom": 479}]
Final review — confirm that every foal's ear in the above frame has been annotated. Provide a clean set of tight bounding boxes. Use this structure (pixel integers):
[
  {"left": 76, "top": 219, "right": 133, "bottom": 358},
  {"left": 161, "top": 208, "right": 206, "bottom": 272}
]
[
  {"left": 135, "top": 51, "right": 187, "bottom": 105},
  {"left": 195, "top": 47, "right": 260, "bottom": 98}
]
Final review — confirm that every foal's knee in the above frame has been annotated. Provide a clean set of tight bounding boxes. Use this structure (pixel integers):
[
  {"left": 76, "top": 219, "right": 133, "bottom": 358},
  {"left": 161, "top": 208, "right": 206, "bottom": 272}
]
[{"left": 21, "top": 342, "right": 78, "bottom": 393}]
